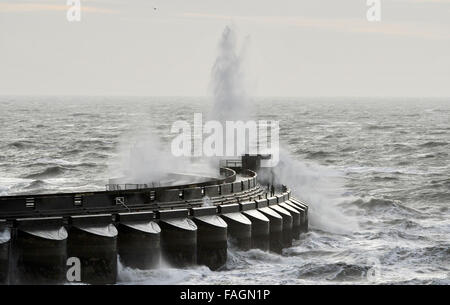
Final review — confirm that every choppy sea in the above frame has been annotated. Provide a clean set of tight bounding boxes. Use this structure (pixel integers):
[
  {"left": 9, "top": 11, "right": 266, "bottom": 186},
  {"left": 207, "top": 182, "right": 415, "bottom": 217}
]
[{"left": 0, "top": 96, "right": 449, "bottom": 284}]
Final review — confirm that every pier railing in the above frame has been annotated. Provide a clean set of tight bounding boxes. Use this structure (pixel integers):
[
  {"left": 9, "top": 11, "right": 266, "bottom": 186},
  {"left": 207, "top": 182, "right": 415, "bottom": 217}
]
[
  {"left": 220, "top": 159, "right": 242, "bottom": 169},
  {"left": 0, "top": 168, "right": 260, "bottom": 219},
  {"left": 106, "top": 167, "right": 237, "bottom": 192},
  {"left": 105, "top": 183, "right": 160, "bottom": 191}
]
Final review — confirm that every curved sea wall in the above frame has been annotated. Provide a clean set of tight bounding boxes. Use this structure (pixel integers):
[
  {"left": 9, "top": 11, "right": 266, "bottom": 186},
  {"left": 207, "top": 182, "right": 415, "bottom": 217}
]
[{"left": 0, "top": 167, "right": 308, "bottom": 284}]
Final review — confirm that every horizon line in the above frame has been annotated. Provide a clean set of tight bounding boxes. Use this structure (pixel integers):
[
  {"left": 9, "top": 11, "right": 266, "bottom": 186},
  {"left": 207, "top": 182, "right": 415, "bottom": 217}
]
[{"left": 0, "top": 94, "right": 449, "bottom": 99}]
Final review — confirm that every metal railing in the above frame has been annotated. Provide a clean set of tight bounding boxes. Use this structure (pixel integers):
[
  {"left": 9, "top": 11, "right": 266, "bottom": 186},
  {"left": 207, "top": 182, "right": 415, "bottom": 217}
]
[
  {"left": 106, "top": 168, "right": 237, "bottom": 192},
  {"left": 220, "top": 159, "right": 242, "bottom": 168},
  {"left": 105, "top": 183, "right": 161, "bottom": 191}
]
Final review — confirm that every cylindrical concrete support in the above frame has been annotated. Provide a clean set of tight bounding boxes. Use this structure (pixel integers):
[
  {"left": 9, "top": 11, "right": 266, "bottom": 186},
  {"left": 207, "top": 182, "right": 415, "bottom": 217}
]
[
  {"left": 279, "top": 202, "right": 301, "bottom": 240},
  {"left": 286, "top": 201, "right": 306, "bottom": 233},
  {"left": 159, "top": 218, "right": 197, "bottom": 267},
  {"left": 242, "top": 210, "right": 270, "bottom": 251},
  {"left": 12, "top": 223, "right": 67, "bottom": 284},
  {"left": 0, "top": 225, "right": 11, "bottom": 285},
  {"left": 288, "top": 199, "right": 309, "bottom": 232},
  {"left": 193, "top": 216, "right": 228, "bottom": 270},
  {"left": 269, "top": 205, "right": 293, "bottom": 248},
  {"left": 220, "top": 213, "right": 252, "bottom": 250},
  {"left": 117, "top": 221, "right": 161, "bottom": 269},
  {"left": 68, "top": 215, "right": 118, "bottom": 285},
  {"left": 256, "top": 207, "right": 283, "bottom": 253}
]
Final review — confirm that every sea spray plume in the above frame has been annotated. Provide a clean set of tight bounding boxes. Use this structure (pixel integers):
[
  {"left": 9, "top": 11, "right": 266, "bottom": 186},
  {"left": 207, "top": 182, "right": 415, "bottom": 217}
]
[
  {"left": 208, "top": 26, "right": 255, "bottom": 165},
  {"left": 208, "top": 26, "right": 356, "bottom": 233},
  {"left": 202, "top": 196, "right": 213, "bottom": 207},
  {"left": 209, "top": 26, "right": 251, "bottom": 122},
  {"left": 0, "top": 185, "right": 9, "bottom": 196},
  {"left": 270, "top": 149, "right": 359, "bottom": 234},
  {"left": 0, "top": 228, "right": 10, "bottom": 243},
  {"left": 110, "top": 132, "right": 180, "bottom": 184},
  {"left": 114, "top": 26, "right": 255, "bottom": 178},
  {"left": 109, "top": 131, "right": 215, "bottom": 185}
]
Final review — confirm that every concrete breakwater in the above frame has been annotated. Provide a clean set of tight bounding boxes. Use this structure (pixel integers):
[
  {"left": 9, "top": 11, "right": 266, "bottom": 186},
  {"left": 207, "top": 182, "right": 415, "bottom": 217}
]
[{"left": 0, "top": 157, "right": 309, "bottom": 284}]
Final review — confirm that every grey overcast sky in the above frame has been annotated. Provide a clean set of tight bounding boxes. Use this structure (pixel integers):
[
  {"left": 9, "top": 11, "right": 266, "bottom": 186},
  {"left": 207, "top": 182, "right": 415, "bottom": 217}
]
[{"left": 0, "top": 0, "right": 449, "bottom": 97}]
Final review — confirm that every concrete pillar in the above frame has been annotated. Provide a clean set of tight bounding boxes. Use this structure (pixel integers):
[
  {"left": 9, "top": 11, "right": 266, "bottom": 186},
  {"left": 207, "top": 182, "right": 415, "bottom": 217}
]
[
  {"left": 242, "top": 210, "right": 270, "bottom": 251},
  {"left": 288, "top": 199, "right": 309, "bottom": 232},
  {"left": 193, "top": 215, "right": 228, "bottom": 270},
  {"left": 285, "top": 200, "right": 306, "bottom": 229},
  {"left": 269, "top": 205, "right": 293, "bottom": 248},
  {"left": 219, "top": 204, "right": 251, "bottom": 250},
  {"left": 117, "top": 211, "right": 161, "bottom": 270},
  {"left": 257, "top": 207, "right": 283, "bottom": 254},
  {"left": 12, "top": 217, "right": 67, "bottom": 284},
  {"left": 220, "top": 213, "right": 252, "bottom": 250},
  {"left": 0, "top": 223, "right": 10, "bottom": 284},
  {"left": 279, "top": 202, "right": 301, "bottom": 240},
  {"left": 159, "top": 216, "right": 197, "bottom": 267},
  {"left": 68, "top": 215, "right": 118, "bottom": 284}
]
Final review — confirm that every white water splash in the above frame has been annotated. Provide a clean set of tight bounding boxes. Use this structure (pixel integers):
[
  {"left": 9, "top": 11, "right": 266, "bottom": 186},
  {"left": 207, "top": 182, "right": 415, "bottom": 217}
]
[
  {"left": 208, "top": 26, "right": 357, "bottom": 234},
  {"left": 109, "top": 132, "right": 180, "bottom": 183},
  {"left": 270, "top": 149, "right": 360, "bottom": 234},
  {"left": 109, "top": 131, "right": 216, "bottom": 184},
  {"left": 209, "top": 25, "right": 251, "bottom": 122},
  {"left": 117, "top": 257, "right": 213, "bottom": 285},
  {"left": 202, "top": 195, "right": 213, "bottom": 207},
  {"left": 0, "top": 227, "right": 10, "bottom": 243}
]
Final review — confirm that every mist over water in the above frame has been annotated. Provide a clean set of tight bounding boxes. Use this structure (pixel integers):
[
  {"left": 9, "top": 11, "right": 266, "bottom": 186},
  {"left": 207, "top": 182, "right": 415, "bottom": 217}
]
[
  {"left": 273, "top": 149, "right": 359, "bottom": 234},
  {"left": 109, "top": 132, "right": 178, "bottom": 184},
  {"left": 108, "top": 130, "right": 216, "bottom": 185}
]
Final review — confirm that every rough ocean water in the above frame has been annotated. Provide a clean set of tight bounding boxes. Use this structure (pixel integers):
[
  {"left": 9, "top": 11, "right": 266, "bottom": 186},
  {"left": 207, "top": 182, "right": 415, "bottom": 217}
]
[{"left": 0, "top": 96, "right": 449, "bottom": 285}]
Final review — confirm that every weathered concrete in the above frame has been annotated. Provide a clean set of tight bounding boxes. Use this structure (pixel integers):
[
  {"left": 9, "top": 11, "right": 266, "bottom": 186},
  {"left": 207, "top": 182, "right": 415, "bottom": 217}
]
[
  {"left": 117, "top": 211, "right": 161, "bottom": 270},
  {"left": 159, "top": 217, "right": 197, "bottom": 267},
  {"left": 267, "top": 197, "right": 278, "bottom": 205},
  {"left": 204, "top": 185, "right": 220, "bottom": 197},
  {"left": 232, "top": 181, "right": 242, "bottom": 192},
  {"left": 257, "top": 207, "right": 283, "bottom": 253},
  {"left": 255, "top": 198, "right": 268, "bottom": 208},
  {"left": 0, "top": 223, "right": 10, "bottom": 285},
  {"left": 242, "top": 209, "right": 270, "bottom": 251},
  {"left": 220, "top": 212, "right": 252, "bottom": 250},
  {"left": 285, "top": 200, "right": 306, "bottom": 232},
  {"left": 288, "top": 199, "right": 309, "bottom": 233},
  {"left": 219, "top": 203, "right": 240, "bottom": 214},
  {"left": 117, "top": 214, "right": 161, "bottom": 269},
  {"left": 221, "top": 183, "right": 232, "bottom": 195},
  {"left": 242, "top": 180, "right": 249, "bottom": 191},
  {"left": 193, "top": 215, "right": 228, "bottom": 270},
  {"left": 117, "top": 222, "right": 161, "bottom": 269},
  {"left": 269, "top": 205, "right": 293, "bottom": 248},
  {"left": 183, "top": 187, "right": 203, "bottom": 200},
  {"left": 68, "top": 215, "right": 117, "bottom": 284},
  {"left": 279, "top": 202, "right": 301, "bottom": 240},
  {"left": 157, "top": 189, "right": 181, "bottom": 202},
  {"left": 12, "top": 217, "right": 67, "bottom": 284},
  {"left": 240, "top": 201, "right": 257, "bottom": 210}
]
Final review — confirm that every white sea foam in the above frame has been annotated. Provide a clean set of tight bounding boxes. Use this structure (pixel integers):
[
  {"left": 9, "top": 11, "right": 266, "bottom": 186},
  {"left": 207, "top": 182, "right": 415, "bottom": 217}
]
[
  {"left": 269, "top": 149, "right": 360, "bottom": 234},
  {"left": 0, "top": 227, "right": 11, "bottom": 243}
]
